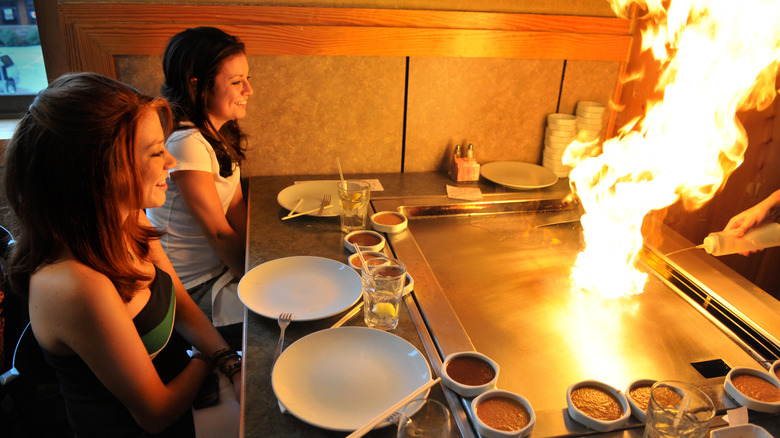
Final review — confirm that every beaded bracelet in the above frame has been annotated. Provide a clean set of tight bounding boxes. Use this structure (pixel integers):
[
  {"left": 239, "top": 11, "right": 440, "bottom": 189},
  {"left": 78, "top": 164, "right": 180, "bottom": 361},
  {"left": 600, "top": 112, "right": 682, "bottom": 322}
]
[
  {"left": 224, "top": 358, "right": 242, "bottom": 383},
  {"left": 209, "top": 347, "right": 234, "bottom": 366},
  {"left": 218, "top": 353, "right": 240, "bottom": 374}
]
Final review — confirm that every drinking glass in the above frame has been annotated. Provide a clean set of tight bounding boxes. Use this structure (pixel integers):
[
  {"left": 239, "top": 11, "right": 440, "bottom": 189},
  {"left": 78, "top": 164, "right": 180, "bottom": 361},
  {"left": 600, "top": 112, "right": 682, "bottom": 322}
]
[
  {"left": 396, "top": 398, "right": 451, "bottom": 438},
  {"left": 337, "top": 179, "right": 370, "bottom": 233},
  {"left": 644, "top": 380, "right": 715, "bottom": 438},
  {"left": 361, "top": 257, "right": 406, "bottom": 330}
]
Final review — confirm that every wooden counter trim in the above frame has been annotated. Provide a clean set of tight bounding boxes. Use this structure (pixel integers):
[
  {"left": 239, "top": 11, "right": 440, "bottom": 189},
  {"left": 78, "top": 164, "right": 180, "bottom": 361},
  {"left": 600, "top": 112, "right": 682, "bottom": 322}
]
[
  {"left": 58, "top": 4, "right": 632, "bottom": 77},
  {"left": 58, "top": 5, "right": 630, "bottom": 34},
  {"left": 73, "top": 23, "right": 632, "bottom": 59}
]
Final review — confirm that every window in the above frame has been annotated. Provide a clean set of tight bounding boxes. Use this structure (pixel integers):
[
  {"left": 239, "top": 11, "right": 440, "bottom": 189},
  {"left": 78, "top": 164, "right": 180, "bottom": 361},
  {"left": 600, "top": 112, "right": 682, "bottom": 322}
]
[{"left": 0, "top": 0, "right": 46, "bottom": 118}]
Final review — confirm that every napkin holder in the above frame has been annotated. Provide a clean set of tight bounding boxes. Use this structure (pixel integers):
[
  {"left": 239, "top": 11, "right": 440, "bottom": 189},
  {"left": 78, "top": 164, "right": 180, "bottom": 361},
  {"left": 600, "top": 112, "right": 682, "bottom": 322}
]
[{"left": 449, "top": 157, "right": 480, "bottom": 182}]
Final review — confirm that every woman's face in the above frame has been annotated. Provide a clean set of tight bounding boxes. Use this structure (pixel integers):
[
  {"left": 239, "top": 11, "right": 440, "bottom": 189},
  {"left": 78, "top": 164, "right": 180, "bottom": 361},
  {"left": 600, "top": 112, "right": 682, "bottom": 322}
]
[
  {"left": 206, "top": 53, "right": 252, "bottom": 131},
  {"left": 134, "top": 108, "right": 177, "bottom": 210}
]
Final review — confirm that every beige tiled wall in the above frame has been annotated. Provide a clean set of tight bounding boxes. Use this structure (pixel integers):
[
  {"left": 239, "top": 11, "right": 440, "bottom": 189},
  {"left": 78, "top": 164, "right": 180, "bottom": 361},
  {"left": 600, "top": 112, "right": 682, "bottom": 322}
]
[
  {"left": 405, "top": 57, "right": 563, "bottom": 172},
  {"left": 117, "top": 54, "right": 619, "bottom": 177}
]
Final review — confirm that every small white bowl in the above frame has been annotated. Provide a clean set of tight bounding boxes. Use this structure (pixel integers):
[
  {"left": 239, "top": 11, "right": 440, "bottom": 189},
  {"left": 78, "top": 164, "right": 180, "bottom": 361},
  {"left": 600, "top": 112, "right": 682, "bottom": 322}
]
[
  {"left": 343, "top": 230, "right": 385, "bottom": 253},
  {"left": 547, "top": 123, "right": 576, "bottom": 133},
  {"left": 576, "top": 121, "right": 603, "bottom": 131},
  {"left": 577, "top": 108, "right": 604, "bottom": 123},
  {"left": 710, "top": 424, "right": 773, "bottom": 438},
  {"left": 724, "top": 367, "right": 780, "bottom": 413},
  {"left": 576, "top": 101, "right": 606, "bottom": 113},
  {"left": 576, "top": 129, "right": 601, "bottom": 141},
  {"left": 403, "top": 272, "right": 414, "bottom": 295},
  {"left": 769, "top": 359, "right": 780, "bottom": 383},
  {"left": 625, "top": 379, "right": 657, "bottom": 423},
  {"left": 545, "top": 129, "right": 575, "bottom": 141},
  {"left": 543, "top": 147, "right": 566, "bottom": 158},
  {"left": 370, "top": 211, "right": 408, "bottom": 234},
  {"left": 566, "top": 380, "right": 631, "bottom": 432},
  {"left": 544, "top": 137, "right": 572, "bottom": 149},
  {"left": 471, "top": 389, "right": 535, "bottom": 438},
  {"left": 440, "top": 351, "right": 499, "bottom": 398},
  {"left": 547, "top": 113, "right": 577, "bottom": 127},
  {"left": 347, "top": 251, "right": 386, "bottom": 270}
]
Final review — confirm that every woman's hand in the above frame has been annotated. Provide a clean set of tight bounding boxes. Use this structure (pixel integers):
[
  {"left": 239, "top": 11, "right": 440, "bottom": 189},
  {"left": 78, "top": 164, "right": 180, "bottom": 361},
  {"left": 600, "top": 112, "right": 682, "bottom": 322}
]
[{"left": 231, "top": 369, "right": 242, "bottom": 399}]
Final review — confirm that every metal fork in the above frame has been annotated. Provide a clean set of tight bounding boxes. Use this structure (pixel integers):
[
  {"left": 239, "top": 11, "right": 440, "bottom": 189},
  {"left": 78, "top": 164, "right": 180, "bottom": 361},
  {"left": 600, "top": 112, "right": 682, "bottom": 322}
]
[
  {"left": 387, "top": 412, "right": 402, "bottom": 425},
  {"left": 273, "top": 312, "right": 293, "bottom": 365},
  {"left": 317, "top": 194, "right": 331, "bottom": 216}
]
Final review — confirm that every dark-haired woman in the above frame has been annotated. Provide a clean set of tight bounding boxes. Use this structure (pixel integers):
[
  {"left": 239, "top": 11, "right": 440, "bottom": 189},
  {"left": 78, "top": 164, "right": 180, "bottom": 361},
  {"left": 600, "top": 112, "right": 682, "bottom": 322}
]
[
  {"left": 147, "top": 27, "right": 252, "bottom": 344},
  {"left": 2, "top": 72, "right": 240, "bottom": 437}
]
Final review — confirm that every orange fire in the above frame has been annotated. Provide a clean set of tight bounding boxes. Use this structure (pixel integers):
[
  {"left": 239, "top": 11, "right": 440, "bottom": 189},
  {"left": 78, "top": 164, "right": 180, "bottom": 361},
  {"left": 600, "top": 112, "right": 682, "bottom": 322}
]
[{"left": 563, "top": 0, "right": 780, "bottom": 298}]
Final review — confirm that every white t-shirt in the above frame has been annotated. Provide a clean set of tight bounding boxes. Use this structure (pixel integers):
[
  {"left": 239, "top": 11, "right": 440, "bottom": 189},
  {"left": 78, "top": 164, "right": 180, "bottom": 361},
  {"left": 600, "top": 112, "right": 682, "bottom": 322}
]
[{"left": 147, "top": 127, "right": 241, "bottom": 288}]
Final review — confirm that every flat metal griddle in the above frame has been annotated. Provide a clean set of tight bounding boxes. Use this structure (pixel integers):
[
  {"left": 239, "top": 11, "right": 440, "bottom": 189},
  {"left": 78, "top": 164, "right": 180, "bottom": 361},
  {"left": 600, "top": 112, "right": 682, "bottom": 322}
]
[{"left": 373, "top": 193, "right": 780, "bottom": 437}]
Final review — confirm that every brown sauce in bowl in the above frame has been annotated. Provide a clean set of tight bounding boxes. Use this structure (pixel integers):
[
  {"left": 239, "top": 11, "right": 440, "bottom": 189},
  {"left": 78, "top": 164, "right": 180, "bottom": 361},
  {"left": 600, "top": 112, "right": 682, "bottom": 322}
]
[
  {"left": 570, "top": 386, "right": 623, "bottom": 421},
  {"left": 651, "top": 386, "right": 684, "bottom": 409},
  {"left": 629, "top": 384, "right": 652, "bottom": 412},
  {"left": 348, "top": 233, "right": 381, "bottom": 247},
  {"left": 732, "top": 374, "right": 780, "bottom": 402},
  {"left": 476, "top": 396, "right": 530, "bottom": 431},
  {"left": 775, "top": 367, "right": 780, "bottom": 381},
  {"left": 446, "top": 356, "right": 495, "bottom": 386},
  {"left": 351, "top": 253, "right": 381, "bottom": 269},
  {"left": 374, "top": 213, "right": 404, "bottom": 225}
]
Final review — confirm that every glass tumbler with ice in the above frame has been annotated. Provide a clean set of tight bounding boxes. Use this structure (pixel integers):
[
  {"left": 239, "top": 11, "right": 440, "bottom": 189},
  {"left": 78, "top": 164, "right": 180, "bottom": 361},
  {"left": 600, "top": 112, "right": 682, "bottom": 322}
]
[
  {"left": 337, "top": 179, "right": 371, "bottom": 233},
  {"left": 361, "top": 257, "right": 407, "bottom": 331}
]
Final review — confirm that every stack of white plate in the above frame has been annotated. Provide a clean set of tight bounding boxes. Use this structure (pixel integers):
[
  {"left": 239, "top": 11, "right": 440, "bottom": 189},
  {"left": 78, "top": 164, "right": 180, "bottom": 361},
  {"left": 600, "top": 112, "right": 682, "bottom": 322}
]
[
  {"left": 575, "top": 101, "right": 606, "bottom": 143},
  {"left": 543, "top": 113, "right": 576, "bottom": 178}
]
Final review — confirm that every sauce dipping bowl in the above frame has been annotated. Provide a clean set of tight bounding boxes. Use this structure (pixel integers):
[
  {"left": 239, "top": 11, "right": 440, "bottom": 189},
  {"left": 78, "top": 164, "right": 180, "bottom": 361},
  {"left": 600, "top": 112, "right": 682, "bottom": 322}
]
[
  {"left": 403, "top": 272, "right": 414, "bottom": 295},
  {"left": 440, "top": 351, "right": 499, "bottom": 398},
  {"left": 724, "top": 367, "right": 780, "bottom": 413},
  {"left": 710, "top": 424, "right": 773, "bottom": 438},
  {"left": 343, "top": 230, "right": 385, "bottom": 253},
  {"left": 566, "top": 380, "right": 630, "bottom": 432},
  {"left": 471, "top": 389, "right": 535, "bottom": 438},
  {"left": 347, "top": 251, "right": 386, "bottom": 271},
  {"left": 769, "top": 359, "right": 780, "bottom": 383},
  {"left": 371, "top": 211, "right": 408, "bottom": 234},
  {"left": 625, "top": 378, "right": 657, "bottom": 423}
]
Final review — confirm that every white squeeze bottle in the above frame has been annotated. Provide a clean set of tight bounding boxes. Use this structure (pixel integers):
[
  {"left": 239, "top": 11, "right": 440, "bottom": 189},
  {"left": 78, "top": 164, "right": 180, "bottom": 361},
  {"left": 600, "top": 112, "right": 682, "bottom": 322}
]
[{"left": 699, "top": 222, "right": 780, "bottom": 256}]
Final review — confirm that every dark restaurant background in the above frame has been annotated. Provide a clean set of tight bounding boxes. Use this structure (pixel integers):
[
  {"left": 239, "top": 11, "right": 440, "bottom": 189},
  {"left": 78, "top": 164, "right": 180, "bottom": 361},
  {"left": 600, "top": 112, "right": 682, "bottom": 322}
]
[{"left": 6, "top": 0, "right": 780, "bottom": 295}]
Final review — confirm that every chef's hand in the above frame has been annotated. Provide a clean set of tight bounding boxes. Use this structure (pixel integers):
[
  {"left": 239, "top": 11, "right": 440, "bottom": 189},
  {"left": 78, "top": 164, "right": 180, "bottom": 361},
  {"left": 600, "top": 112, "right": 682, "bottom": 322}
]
[
  {"left": 724, "top": 208, "right": 767, "bottom": 238},
  {"left": 724, "top": 190, "right": 780, "bottom": 237}
]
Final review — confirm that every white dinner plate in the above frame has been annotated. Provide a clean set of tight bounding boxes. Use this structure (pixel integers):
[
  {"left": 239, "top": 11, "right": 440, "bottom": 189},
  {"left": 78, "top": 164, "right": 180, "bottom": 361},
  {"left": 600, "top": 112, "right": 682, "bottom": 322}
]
[
  {"left": 277, "top": 180, "right": 342, "bottom": 217},
  {"left": 237, "top": 256, "right": 361, "bottom": 321},
  {"left": 481, "top": 161, "right": 559, "bottom": 190},
  {"left": 272, "top": 327, "right": 432, "bottom": 431}
]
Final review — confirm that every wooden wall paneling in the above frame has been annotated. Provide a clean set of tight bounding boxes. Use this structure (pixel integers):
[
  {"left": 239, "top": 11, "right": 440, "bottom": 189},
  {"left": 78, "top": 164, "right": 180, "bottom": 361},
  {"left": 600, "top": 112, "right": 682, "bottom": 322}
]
[
  {"left": 58, "top": 5, "right": 631, "bottom": 33},
  {"left": 63, "top": 23, "right": 633, "bottom": 60},
  {"left": 56, "top": 4, "right": 632, "bottom": 76}
]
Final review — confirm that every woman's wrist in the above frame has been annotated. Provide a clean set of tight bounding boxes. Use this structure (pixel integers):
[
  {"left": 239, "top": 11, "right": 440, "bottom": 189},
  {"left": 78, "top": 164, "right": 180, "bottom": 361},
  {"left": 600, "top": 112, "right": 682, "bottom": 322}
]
[
  {"left": 190, "top": 350, "right": 214, "bottom": 371},
  {"left": 208, "top": 347, "right": 242, "bottom": 382},
  {"left": 222, "top": 357, "right": 242, "bottom": 383}
]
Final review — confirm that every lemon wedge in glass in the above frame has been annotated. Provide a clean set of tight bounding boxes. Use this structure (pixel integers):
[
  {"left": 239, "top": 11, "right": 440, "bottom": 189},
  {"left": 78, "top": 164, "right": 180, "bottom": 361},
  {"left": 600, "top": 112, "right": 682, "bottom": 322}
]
[{"left": 372, "top": 303, "right": 397, "bottom": 319}]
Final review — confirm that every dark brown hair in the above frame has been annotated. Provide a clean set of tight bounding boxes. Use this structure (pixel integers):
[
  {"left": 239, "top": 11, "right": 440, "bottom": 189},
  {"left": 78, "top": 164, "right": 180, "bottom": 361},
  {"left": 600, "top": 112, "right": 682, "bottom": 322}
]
[
  {"left": 2, "top": 72, "right": 173, "bottom": 301},
  {"left": 161, "top": 26, "right": 248, "bottom": 177}
]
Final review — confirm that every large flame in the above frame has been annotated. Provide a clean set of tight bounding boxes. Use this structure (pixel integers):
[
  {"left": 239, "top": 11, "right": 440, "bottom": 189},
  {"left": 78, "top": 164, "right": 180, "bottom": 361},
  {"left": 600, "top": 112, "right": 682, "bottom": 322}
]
[{"left": 563, "top": 0, "right": 780, "bottom": 299}]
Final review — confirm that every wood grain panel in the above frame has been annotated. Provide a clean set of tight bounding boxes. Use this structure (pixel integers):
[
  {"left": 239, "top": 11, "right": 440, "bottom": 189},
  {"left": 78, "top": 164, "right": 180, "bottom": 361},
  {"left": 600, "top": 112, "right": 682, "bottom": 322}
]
[
  {"left": 57, "top": 4, "right": 632, "bottom": 75},
  {"left": 59, "top": 4, "right": 630, "bottom": 34},
  {"left": 72, "top": 23, "right": 631, "bottom": 60}
]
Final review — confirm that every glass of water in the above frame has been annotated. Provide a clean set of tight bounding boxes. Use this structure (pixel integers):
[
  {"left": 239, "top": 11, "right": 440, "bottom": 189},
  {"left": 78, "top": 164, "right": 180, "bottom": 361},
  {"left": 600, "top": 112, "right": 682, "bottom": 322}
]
[
  {"left": 361, "top": 257, "right": 406, "bottom": 330},
  {"left": 396, "top": 398, "right": 451, "bottom": 438},
  {"left": 643, "top": 380, "right": 715, "bottom": 438}
]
